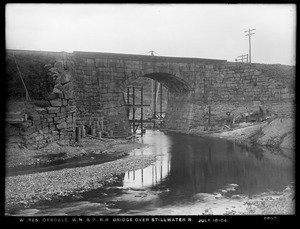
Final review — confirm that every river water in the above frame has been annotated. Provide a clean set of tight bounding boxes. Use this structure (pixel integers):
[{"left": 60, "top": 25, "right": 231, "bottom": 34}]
[{"left": 13, "top": 130, "right": 294, "bottom": 215}]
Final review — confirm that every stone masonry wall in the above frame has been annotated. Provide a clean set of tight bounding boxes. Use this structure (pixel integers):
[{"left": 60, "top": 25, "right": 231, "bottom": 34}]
[
  {"left": 19, "top": 58, "right": 77, "bottom": 149},
  {"left": 73, "top": 55, "right": 130, "bottom": 136},
  {"left": 165, "top": 62, "right": 295, "bottom": 131}
]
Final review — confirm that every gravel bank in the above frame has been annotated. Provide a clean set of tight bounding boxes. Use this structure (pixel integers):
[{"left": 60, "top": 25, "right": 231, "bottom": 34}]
[
  {"left": 6, "top": 138, "right": 144, "bottom": 168},
  {"left": 5, "top": 154, "right": 156, "bottom": 213},
  {"left": 244, "top": 186, "right": 295, "bottom": 215}
]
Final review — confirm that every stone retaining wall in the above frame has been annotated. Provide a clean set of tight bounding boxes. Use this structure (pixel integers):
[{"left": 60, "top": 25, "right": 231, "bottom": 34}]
[{"left": 19, "top": 58, "right": 77, "bottom": 149}]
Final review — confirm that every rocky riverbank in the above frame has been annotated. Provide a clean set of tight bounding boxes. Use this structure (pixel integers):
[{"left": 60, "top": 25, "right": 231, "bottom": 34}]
[
  {"left": 5, "top": 154, "right": 156, "bottom": 213},
  {"left": 5, "top": 135, "right": 157, "bottom": 213}
]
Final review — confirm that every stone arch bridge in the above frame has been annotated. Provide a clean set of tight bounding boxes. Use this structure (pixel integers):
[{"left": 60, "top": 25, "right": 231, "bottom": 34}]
[
  {"left": 71, "top": 51, "right": 294, "bottom": 135},
  {"left": 6, "top": 50, "right": 295, "bottom": 147}
]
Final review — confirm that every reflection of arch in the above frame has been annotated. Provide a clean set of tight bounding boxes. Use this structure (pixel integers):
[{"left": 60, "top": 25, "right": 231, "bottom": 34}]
[{"left": 142, "top": 73, "right": 192, "bottom": 94}]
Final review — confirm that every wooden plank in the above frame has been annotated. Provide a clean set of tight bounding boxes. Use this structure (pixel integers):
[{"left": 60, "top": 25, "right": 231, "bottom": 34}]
[
  {"left": 6, "top": 118, "right": 24, "bottom": 123},
  {"left": 86, "top": 134, "right": 112, "bottom": 141},
  {"left": 102, "top": 135, "right": 128, "bottom": 139},
  {"left": 6, "top": 111, "right": 22, "bottom": 115},
  {"left": 126, "top": 134, "right": 138, "bottom": 140},
  {"left": 6, "top": 114, "right": 25, "bottom": 119},
  {"left": 127, "top": 85, "right": 143, "bottom": 88},
  {"left": 124, "top": 104, "right": 150, "bottom": 108},
  {"left": 129, "top": 120, "right": 156, "bottom": 123}
]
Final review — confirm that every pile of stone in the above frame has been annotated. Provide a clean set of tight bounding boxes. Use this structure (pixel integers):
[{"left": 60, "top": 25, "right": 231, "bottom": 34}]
[{"left": 18, "top": 59, "right": 77, "bottom": 149}]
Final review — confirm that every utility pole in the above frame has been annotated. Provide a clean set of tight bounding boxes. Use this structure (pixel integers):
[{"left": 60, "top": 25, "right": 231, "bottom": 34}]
[{"left": 244, "top": 28, "right": 256, "bottom": 63}]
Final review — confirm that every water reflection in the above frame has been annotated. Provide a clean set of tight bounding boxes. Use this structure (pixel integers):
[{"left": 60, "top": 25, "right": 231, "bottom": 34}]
[
  {"left": 123, "top": 131, "right": 171, "bottom": 188},
  {"left": 106, "top": 130, "right": 294, "bottom": 213},
  {"left": 124, "top": 130, "right": 293, "bottom": 199},
  {"left": 123, "top": 155, "right": 170, "bottom": 188}
]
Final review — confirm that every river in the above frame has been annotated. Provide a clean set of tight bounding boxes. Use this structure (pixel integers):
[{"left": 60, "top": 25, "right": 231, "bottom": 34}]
[{"left": 12, "top": 130, "right": 294, "bottom": 215}]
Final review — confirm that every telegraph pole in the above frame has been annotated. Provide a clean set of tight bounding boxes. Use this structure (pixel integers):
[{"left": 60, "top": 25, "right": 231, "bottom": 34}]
[{"left": 244, "top": 28, "right": 256, "bottom": 63}]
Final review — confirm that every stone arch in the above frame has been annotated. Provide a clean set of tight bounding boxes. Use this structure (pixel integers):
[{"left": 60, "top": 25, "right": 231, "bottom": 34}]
[
  {"left": 120, "top": 70, "right": 193, "bottom": 95},
  {"left": 141, "top": 73, "right": 192, "bottom": 94}
]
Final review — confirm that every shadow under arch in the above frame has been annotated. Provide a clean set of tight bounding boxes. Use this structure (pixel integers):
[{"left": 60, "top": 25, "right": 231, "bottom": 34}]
[{"left": 142, "top": 73, "right": 192, "bottom": 94}]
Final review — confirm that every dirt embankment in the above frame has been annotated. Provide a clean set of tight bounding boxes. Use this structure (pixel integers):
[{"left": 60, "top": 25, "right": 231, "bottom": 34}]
[{"left": 206, "top": 118, "right": 294, "bottom": 153}]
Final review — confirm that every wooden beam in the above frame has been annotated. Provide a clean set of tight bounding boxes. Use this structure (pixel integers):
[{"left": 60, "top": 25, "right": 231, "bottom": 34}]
[{"left": 124, "top": 104, "right": 150, "bottom": 108}]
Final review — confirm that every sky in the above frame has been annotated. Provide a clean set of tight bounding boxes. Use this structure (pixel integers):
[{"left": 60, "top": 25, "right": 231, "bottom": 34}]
[{"left": 5, "top": 4, "right": 296, "bottom": 65}]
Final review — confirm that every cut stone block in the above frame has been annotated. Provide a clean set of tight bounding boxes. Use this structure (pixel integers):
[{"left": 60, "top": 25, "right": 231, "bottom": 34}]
[
  {"left": 50, "top": 99, "right": 62, "bottom": 107},
  {"left": 47, "top": 107, "right": 60, "bottom": 113},
  {"left": 62, "top": 82, "right": 75, "bottom": 99},
  {"left": 56, "top": 122, "right": 67, "bottom": 129},
  {"left": 61, "top": 72, "right": 72, "bottom": 84},
  {"left": 35, "top": 108, "right": 47, "bottom": 114}
]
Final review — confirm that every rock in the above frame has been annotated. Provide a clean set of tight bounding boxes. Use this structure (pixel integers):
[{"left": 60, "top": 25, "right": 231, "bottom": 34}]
[
  {"left": 33, "top": 101, "right": 50, "bottom": 108},
  {"left": 49, "top": 67, "right": 58, "bottom": 74},
  {"left": 56, "top": 122, "right": 67, "bottom": 129},
  {"left": 46, "top": 93, "right": 60, "bottom": 100},
  {"left": 49, "top": 99, "right": 63, "bottom": 107},
  {"left": 61, "top": 72, "right": 72, "bottom": 85},
  {"left": 61, "top": 82, "right": 75, "bottom": 99},
  {"left": 54, "top": 62, "right": 64, "bottom": 73},
  {"left": 47, "top": 107, "right": 60, "bottom": 114},
  {"left": 44, "top": 64, "right": 52, "bottom": 70},
  {"left": 35, "top": 108, "right": 47, "bottom": 114},
  {"left": 80, "top": 149, "right": 86, "bottom": 156},
  {"left": 52, "top": 88, "right": 64, "bottom": 98},
  {"left": 280, "top": 132, "right": 295, "bottom": 150},
  {"left": 231, "top": 195, "right": 243, "bottom": 200}
]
